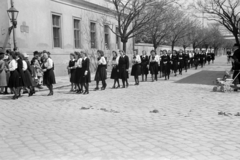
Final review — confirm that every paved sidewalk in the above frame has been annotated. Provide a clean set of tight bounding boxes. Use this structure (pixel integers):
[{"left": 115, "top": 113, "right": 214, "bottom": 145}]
[{"left": 1, "top": 56, "right": 240, "bottom": 160}]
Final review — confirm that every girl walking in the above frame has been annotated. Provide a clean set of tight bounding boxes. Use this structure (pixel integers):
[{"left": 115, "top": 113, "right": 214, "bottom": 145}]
[
  {"left": 110, "top": 51, "right": 120, "bottom": 88},
  {"left": 81, "top": 51, "right": 91, "bottom": 94},
  {"left": 94, "top": 50, "right": 107, "bottom": 90},
  {"left": 131, "top": 50, "right": 141, "bottom": 85}
]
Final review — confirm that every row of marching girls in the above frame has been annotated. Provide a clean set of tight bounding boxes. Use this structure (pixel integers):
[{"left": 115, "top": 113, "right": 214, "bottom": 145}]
[
  {"left": 0, "top": 50, "right": 56, "bottom": 99},
  {"left": 141, "top": 49, "right": 216, "bottom": 81},
  {"left": 67, "top": 50, "right": 131, "bottom": 92},
  {"left": 67, "top": 51, "right": 91, "bottom": 94}
]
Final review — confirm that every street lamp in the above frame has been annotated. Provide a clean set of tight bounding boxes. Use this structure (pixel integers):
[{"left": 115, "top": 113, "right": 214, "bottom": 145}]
[{"left": 7, "top": 0, "right": 19, "bottom": 50}]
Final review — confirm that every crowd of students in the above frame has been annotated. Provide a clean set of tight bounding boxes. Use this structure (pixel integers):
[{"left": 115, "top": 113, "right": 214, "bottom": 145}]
[
  {"left": 0, "top": 50, "right": 55, "bottom": 99},
  {"left": 0, "top": 48, "right": 216, "bottom": 99},
  {"left": 67, "top": 49, "right": 215, "bottom": 93}
]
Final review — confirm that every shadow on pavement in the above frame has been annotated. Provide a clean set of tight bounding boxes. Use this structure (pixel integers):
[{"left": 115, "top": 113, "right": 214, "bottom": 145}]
[{"left": 175, "top": 70, "right": 225, "bottom": 85}]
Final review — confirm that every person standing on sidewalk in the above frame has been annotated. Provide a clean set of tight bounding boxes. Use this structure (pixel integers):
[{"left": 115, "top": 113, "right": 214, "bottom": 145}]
[
  {"left": 0, "top": 51, "right": 7, "bottom": 94},
  {"left": 110, "top": 51, "right": 120, "bottom": 88},
  {"left": 67, "top": 53, "right": 76, "bottom": 92},
  {"left": 94, "top": 50, "right": 107, "bottom": 90},
  {"left": 140, "top": 50, "right": 149, "bottom": 81},
  {"left": 74, "top": 52, "right": 83, "bottom": 93},
  {"left": 42, "top": 53, "right": 56, "bottom": 96},
  {"left": 232, "top": 44, "right": 240, "bottom": 91},
  {"left": 131, "top": 50, "right": 141, "bottom": 85},
  {"left": 81, "top": 51, "right": 91, "bottom": 94},
  {"left": 171, "top": 50, "right": 178, "bottom": 77},
  {"left": 118, "top": 50, "right": 129, "bottom": 88}
]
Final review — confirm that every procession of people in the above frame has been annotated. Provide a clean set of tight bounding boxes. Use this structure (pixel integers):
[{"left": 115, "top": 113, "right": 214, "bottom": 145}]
[{"left": 0, "top": 48, "right": 217, "bottom": 99}]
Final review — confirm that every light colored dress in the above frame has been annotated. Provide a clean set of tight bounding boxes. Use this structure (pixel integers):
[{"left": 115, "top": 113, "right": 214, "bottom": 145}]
[{"left": 0, "top": 60, "right": 7, "bottom": 87}]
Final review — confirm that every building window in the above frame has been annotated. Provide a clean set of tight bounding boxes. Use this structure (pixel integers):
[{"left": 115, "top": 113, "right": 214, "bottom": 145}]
[
  {"left": 90, "top": 22, "right": 96, "bottom": 48},
  {"left": 104, "top": 25, "right": 110, "bottom": 49},
  {"left": 52, "top": 15, "right": 61, "bottom": 48},
  {"left": 116, "top": 27, "right": 120, "bottom": 49},
  {"left": 74, "top": 19, "right": 81, "bottom": 48}
]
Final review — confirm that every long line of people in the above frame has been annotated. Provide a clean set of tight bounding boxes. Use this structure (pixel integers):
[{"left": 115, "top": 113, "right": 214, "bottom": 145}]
[
  {"left": 0, "top": 49, "right": 215, "bottom": 99},
  {"left": 67, "top": 49, "right": 215, "bottom": 93}
]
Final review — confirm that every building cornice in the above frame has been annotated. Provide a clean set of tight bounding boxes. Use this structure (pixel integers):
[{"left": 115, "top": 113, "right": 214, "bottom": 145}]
[{"left": 54, "top": 0, "right": 112, "bottom": 14}]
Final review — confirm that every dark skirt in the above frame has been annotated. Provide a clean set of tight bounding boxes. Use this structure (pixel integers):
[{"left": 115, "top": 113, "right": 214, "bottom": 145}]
[
  {"left": 75, "top": 68, "right": 83, "bottom": 84},
  {"left": 94, "top": 65, "right": 107, "bottom": 81},
  {"left": 178, "top": 60, "right": 184, "bottom": 69},
  {"left": 149, "top": 62, "right": 158, "bottom": 75},
  {"left": 111, "top": 65, "right": 119, "bottom": 79},
  {"left": 82, "top": 71, "right": 91, "bottom": 83},
  {"left": 24, "top": 70, "right": 34, "bottom": 87},
  {"left": 163, "top": 63, "right": 171, "bottom": 75},
  {"left": 207, "top": 56, "right": 211, "bottom": 62},
  {"left": 18, "top": 69, "right": 27, "bottom": 87},
  {"left": 119, "top": 67, "right": 128, "bottom": 80},
  {"left": 172, "top": 61, "right": 178, "bottom": 73},
  {"left": 141, "top": 64, "right": 149, "bottom": 75},
  {"left": 194, "top": 59, "right": 199, "bottom": 67},
  {"left": 43, "top": 69, "right": 56, "bottom": 86},
  {"left": 131, "top": 64, "right": 141, "bottom": 76},
  {"left": 8, "top": 70, "right": 20, "bottom": 88},
  {"left": 70, "top": 69, "right": 76, "bottom": 83}
]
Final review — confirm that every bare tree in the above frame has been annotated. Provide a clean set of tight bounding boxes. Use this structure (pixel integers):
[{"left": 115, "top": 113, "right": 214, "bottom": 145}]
[
  {"left": 137, "top": 3, "right": 175, "bottom": 50},
  {"left": 106, "top": 0, "right": 160, "bottom": 52},
  {"left": 195, "top": 0, "right": 240, "bottom": 46},
  {"left": 167, "top": 9, "right": 193, "bottom": 51}
]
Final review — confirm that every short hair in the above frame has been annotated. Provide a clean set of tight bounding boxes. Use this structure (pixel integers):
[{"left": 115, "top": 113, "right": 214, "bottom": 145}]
[
  {"left": 33, "top": 51, "right": 39, "bottom": 55},
  {"left": 150, "top": 50, "right": 156, "bottom": 54},
  {"left": 112, "top": 50, "right": 117, "bottom": 57},
  {"left": 70, "top": 53, "right": 75, "bottom": 57},
  {"left": 0, "top": 52, "right": 4, "bottom": 60},
  {"left": 97, "top": 50, "right": 104, "bottom": 56},
  {"left": 74, "top": 51, "right": 81, "bottom": 59},
  {"left": 80, "top": 51, "right": 87, "bottom": 57},
  {"left": 10, "top": 51, "right": 17, "bottom": 59}
]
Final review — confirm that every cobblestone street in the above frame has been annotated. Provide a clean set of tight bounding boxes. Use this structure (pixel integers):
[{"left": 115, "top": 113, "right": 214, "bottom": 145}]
[{"left": 0, "top": 56, "right": 240, "bottom": 160}]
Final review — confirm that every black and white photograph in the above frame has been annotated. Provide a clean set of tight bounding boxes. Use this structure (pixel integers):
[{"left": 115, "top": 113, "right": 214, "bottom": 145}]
[{"left": 0, "top": 0, "right": 240, "bottom": 159}]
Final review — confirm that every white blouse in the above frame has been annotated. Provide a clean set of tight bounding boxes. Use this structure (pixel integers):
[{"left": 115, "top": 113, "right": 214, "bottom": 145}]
[
  {"left": 133, "top": 55, "right": 141, "bottom": 64},
  {"left": 9, "top": 59, "right": 18, "bottom": 71},
  {"left": 98, "top": 57, "right": 107, "bottom": 65},
  {"left": 44, "top": 58, "right": 54, "bottom": 69},
  {"left": 75, "top": 58, "right": 82, "bottom": 68},
  {"left": 22, "top": 60, "right": 28, "bottom": 71},
  {"left": 150, "top": 55, "right": 160, "bottom": 62},
  {"left": 112, "top": 56, "right": 119, "bottom": 65}
]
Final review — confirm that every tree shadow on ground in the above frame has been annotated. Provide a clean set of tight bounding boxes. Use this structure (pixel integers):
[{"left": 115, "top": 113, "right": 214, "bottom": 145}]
[{"left": 175, "top": 70, "right": 225, "bottom": 85}]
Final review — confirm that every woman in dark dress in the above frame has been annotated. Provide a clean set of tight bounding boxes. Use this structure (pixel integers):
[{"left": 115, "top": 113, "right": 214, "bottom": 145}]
[
  {"left": 15, "top": 52, "right": 27, "bottom": 97},
  {"left": 81, "top": 51, "right": 91, "bottom": 94},
  {"left": 178, "top": 50, "right": 184, "bottom": 75},
  {"left": 131, "top": 50, "right": 141, "bottom": 85},
  {"left": 7, "top": 52, "right": 19, "bottom": 99},
  {"left": 110, "top": 51, "right": 120, "bottom": 88},
  {"left": 149, "top": 50, "right": 159, "bottom": 82},
  {"left": 207, "top": 52, "right": 211, "bottom": 64},
  {"left": 42, "top": 52, "right": 56, "bottom": 96},
  {"left": 171, "top": 50, "right": 178, "bottom": 76},
  {"left": 118, "top": 50, "right": 129, "bottom": 88},
  {"left": 199, "top": 51, "right": 204, "bottom": 68},
  {"left": 161, "top": 50, "right": 170, "bottom": 80},
  {"left": 211, "top": 51, "right": 215, "bottom": 63},
  {"left": 94, "top": 50, "right": 107, "bottom": 90},
  {"left": 183, "top": 51, "right": 189, "bottom": 72},
  {"left": 140, "top": 50, "right": 149, "bottom": 81},
  {"left": 67, "top": 53, "right": 76, "bottom": 92},
  {"left": 74, "top": 52, "right": 83, "bottom": 93},
  {"left": 193, "top": 51, "right": 199, "bottom": 70},
  {"left": 22, "top": 53, "right": 34, "bottom": 96}
]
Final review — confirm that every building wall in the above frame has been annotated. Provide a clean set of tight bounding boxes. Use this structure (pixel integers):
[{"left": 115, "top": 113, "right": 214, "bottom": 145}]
[
  {"left": 0, "top": 0, "right": 10, "bottom": 50},
  {"left": 1, "top": 0, "right": 133, "bottom": 76}
]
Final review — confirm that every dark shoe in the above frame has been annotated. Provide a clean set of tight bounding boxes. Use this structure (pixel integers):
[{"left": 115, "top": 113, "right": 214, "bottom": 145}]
[
  {"left": 112, "top": 86, "right": 116, "bottom": 89},
  {"left": 116, "top": 85, "right": 120, "bottom": 89},
  {"left": 122, "top": 86, "right": 125, "bottom": 88},
  {"left": 101, "top": 87, "right": 105, "bottom": 90},
  {"left": 234, "top": 89, "right": 238, "bottom": 92},
  {"left": 12, "top": 95, "right": 18, "bottom": 100},
  {"left": 28, "top": 91, "right": 33, "bottom": 97},
  {"left": 47, "top": 92, "right": 53, "bottom": 96},
  {"left": 3, "top": 92, "right": 9, "bottom": 95},
  {"left": 94, "top": 87, "right": 99, "bottom": 91},
  {"left": 126, "top": 83, "right": 129, "bottom": 88},
  {"left": 23, "top": 90, "right": 28, "bottom": 94},
  {"left": 83, "top": 91, "right": 89, "bottom": 95}
]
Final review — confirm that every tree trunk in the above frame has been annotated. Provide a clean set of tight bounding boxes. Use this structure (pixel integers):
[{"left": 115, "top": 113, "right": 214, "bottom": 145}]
[
  {"left": 123, "top": 42, "right": 127, "bottom": 53},
  {"left": 233, "top": 30, "right": 240, "bottom": 46},
  {"left": 153, "top": 43, "right": 157, "bottom": 51},
  {"left": 171, "top": 42, "right": 175, "bottom": 51},
  {"left": 121, "top": 38, "right": 128, "bottom": 53}
]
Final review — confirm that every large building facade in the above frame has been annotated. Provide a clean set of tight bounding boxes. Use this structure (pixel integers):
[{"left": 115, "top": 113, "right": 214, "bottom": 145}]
[{"left": 0, "top": 0, "right": 133, "bottom": 76}]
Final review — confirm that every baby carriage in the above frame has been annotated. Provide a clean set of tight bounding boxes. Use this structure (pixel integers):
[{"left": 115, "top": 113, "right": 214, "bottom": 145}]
[{"left": 213, "top": 70, "right": 240, "bottom": 92}]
